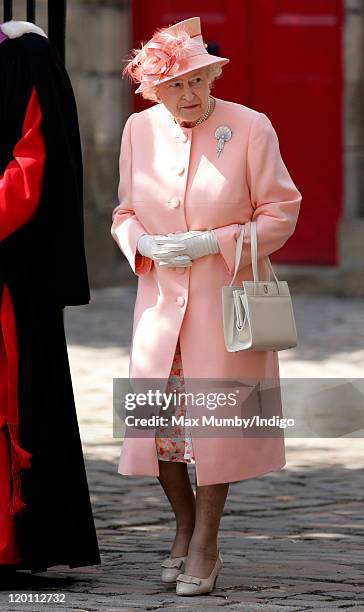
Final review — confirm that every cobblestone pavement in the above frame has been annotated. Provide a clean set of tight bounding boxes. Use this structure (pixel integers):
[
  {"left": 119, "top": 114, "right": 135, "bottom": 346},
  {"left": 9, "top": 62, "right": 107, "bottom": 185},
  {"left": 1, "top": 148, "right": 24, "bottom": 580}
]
[{"left": 1, "top": 288, "right": 364, "bottom": 611}]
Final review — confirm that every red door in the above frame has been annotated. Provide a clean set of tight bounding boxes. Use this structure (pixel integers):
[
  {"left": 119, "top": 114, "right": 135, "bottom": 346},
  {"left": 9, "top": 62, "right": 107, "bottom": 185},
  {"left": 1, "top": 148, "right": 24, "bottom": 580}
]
[{"left": 131, "top": 0, "right": 343, "bottom": 265}]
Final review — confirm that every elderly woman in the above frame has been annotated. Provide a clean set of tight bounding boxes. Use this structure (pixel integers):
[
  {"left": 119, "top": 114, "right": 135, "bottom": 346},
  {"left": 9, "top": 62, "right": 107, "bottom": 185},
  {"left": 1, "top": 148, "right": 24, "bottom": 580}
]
[{"left": 111, "top": 16, "right": 301, "bottom": 596}]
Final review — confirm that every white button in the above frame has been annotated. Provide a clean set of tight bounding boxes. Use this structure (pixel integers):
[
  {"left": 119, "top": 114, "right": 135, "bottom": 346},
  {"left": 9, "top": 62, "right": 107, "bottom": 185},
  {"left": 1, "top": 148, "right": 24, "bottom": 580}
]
[
  {"left": 169, "top": 197, "right": 181, "bottom": 208},
  {"left": 176, "top": 296, "right": 185, "bottom": 307},
  {"left": 176, "top": 267, "right": 186, "bottom": 275}
]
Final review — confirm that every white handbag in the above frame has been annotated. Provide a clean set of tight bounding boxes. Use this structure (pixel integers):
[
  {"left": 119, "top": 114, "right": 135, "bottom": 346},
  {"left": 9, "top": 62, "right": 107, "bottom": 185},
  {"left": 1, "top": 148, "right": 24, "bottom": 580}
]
[{"left": 222, "top": 221, "right": 298, "bottom": 352}]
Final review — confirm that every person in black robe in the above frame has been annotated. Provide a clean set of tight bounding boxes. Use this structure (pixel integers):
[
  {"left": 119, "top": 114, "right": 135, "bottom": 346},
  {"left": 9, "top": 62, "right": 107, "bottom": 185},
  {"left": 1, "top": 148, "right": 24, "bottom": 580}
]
[{"left": 0, "top": 21, "right": 101, "bottom": 573}]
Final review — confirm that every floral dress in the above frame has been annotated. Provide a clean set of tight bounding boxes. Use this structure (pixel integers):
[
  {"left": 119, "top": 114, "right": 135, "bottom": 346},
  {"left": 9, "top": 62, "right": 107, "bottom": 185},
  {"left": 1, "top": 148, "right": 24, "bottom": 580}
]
[{"left": 155, "top": 338, "right": 195, "bottom": 463}]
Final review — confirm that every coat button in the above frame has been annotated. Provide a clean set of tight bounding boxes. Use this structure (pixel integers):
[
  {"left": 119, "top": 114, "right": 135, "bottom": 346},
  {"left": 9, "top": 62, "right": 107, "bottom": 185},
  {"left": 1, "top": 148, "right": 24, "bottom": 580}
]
[
  {"left": 169, "top": 197, "right": 181, "bottom": 208},
  {"left": 176, "top": 296, "right": 185, "bottom": 307}
]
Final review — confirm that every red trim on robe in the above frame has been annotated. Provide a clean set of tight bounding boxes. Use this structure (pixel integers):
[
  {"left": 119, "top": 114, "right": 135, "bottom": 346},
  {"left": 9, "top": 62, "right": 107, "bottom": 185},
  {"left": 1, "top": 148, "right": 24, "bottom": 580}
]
[
  {"left": 0, "top": 87, "right": 45, "bottom": 241},
  {"left": 0, "top": 87, "right": 45, "bottom": 563}
]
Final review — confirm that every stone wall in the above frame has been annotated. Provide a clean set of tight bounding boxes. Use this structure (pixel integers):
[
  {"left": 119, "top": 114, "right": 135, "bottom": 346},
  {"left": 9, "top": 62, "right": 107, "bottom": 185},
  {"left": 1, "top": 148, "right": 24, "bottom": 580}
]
[
  {"left": 338, "top": 0, "right": 364, "bottom": 283},
  {"left": 67, "top": 0, "right": 133, "bottom": 287}
]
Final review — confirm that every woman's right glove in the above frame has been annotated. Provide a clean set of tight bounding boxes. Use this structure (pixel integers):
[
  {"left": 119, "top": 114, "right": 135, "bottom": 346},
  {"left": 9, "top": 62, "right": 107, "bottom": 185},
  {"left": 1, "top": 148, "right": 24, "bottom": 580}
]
[{"left": 137, "top": 234, "right": 192, "bottom": 268}]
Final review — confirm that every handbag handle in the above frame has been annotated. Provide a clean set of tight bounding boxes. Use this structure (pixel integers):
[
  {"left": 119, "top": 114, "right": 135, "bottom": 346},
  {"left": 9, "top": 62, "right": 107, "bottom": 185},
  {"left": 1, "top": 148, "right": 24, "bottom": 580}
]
[
  {"left": 229, "top": 224, "right": 245, "bottom": 286},
  {"left": 251, "top": 221, "right": 280, "bottom": 293},
  {"left": 229, "top": 221, "right": 281, "bottom": 290}
]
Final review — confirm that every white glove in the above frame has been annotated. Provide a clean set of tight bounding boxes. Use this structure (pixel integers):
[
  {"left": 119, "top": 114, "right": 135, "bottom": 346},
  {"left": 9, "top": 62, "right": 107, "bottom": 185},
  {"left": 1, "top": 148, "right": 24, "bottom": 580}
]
[
  {"left": 154, "top": 230, "right": 220, "bottom": 262},
  {"left": 137, "top": 234, "right": 192, "bottom": 268}
]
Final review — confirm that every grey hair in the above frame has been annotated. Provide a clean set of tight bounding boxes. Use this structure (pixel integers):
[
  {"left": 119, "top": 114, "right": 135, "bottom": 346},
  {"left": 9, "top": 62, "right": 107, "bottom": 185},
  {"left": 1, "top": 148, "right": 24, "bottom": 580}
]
[{"left": 139, "top": 63, "right": 223, "bottom": 103}]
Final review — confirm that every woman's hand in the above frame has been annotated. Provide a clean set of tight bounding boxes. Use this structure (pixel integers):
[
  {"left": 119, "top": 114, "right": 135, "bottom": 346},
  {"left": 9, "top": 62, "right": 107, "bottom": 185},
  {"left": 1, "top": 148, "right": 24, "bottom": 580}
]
[
  {"left": 154, "top": 230, "right": 220, "bottom": 261},
  {"left": 137, "top": 234, "right": 192, "bottom": 268}
]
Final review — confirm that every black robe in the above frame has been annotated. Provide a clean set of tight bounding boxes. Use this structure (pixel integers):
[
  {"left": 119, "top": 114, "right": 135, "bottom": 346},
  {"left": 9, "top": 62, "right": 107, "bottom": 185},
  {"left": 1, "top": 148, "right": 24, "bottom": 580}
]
[{"left": 0, "top": 32, "right": 101, "bottom": 571}]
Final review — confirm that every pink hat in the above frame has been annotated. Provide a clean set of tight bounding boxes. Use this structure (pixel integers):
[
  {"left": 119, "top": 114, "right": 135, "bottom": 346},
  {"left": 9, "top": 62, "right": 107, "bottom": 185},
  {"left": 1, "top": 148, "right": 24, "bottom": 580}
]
[{"left": 123, "top": 16, "right": 230, "bottom": 94}]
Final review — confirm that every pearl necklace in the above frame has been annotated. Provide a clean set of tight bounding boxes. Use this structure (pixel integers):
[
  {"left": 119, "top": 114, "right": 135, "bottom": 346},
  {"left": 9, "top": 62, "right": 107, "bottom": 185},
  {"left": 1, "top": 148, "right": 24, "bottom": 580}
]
[
  {"left": 193, "top": 95, "right": 216, "bottom": 126},
  {"left": 172, "top": 96, "right": 216, "bottom": 128}
]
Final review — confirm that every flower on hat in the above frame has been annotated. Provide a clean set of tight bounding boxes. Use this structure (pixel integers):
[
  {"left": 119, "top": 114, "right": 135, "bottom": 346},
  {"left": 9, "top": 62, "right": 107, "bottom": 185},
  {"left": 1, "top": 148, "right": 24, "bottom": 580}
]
[{"left": 123, "top": 28, "right": 202, "bottom": 86}]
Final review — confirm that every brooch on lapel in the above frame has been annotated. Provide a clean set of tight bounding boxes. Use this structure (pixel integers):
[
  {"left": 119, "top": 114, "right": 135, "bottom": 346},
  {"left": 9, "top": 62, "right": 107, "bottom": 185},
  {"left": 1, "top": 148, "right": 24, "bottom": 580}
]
[{"left": 215, "top": 126, "right": 232, "bottom": 157}]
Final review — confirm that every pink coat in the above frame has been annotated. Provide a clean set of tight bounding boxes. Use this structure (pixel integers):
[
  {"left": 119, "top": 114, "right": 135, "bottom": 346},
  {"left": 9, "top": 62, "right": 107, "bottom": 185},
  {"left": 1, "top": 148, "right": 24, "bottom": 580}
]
[{"left": 111, "top": 97, "right": 302, "bottom": 486}]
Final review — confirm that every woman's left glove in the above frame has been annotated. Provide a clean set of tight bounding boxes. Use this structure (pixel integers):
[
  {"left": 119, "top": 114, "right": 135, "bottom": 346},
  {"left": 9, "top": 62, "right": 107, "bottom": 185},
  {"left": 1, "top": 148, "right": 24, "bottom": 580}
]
[{"left": 155, "top": 230, "right": 220, "bottom": 262}]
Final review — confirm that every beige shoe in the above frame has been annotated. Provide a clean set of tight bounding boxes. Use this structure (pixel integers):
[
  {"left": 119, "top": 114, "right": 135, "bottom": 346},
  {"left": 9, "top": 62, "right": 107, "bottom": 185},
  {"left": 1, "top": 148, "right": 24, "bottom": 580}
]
[
  {"left": 176, "top": 551, "right": 223, "bottom": 596},
  {"left": 161, "top": 555, "right": 187, "bottom": 583}
]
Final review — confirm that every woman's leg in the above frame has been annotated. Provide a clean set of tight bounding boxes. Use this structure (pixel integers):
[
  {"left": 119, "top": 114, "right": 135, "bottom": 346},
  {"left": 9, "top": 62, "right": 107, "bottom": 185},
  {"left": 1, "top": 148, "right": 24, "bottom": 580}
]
[
  {"left": 156, "top": 338, "right": 196, "bottom": 556},
  {"left": 184, "top": 482, "right": 229, "bottom": 577},
  {"left": 158, "top": 460, "right": 196, "bottom": 557}
]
